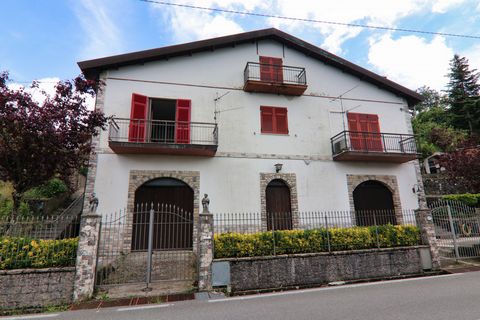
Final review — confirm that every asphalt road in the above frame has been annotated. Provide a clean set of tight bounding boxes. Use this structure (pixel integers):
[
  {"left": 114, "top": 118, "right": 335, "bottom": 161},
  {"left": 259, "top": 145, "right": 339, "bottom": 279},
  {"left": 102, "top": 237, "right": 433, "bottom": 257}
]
[{"left": 6, "top": 271, "right": 480, "bottom": 320}]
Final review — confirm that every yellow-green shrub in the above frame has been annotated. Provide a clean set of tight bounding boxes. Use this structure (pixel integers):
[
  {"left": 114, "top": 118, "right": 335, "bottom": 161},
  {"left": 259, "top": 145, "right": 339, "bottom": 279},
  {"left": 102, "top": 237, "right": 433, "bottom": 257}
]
[
  {"left": 0, "top": 237, "right": 78, "bottom": 270},
  {"left": 214, "top": 225, "right": 421, "bottom": 259}
]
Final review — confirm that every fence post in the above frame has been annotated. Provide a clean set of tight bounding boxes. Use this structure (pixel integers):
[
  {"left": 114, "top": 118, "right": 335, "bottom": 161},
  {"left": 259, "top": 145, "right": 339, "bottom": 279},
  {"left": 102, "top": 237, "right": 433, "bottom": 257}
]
[
  {"left": 144, "top": 207, "right": 155, "bottom": 291},
  {"left": 373, "top": 211, "right": 380, "bottom": 249},
  {"left": 415, "top": 209, "right": 441, "bottom": 270},
  {"left": 198, "top": 212, "right": 214, "bottom": 291},
  {"left": 73, "top": 213, "right": 101, "bottom": 301},
  {"left": 271, "top": 213, "right": 276, "bottom": 256},
  {"left": 324, "top": 215, "right": 331, "bottom": 253},
  {"left": 446, "top": 204, "right": 460, "bottom": 261}
]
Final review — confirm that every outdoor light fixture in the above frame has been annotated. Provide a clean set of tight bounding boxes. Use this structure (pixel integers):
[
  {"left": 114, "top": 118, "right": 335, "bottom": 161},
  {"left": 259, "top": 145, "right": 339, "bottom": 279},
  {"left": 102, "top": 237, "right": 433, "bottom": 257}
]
[
  {"left": 275, "top": 163, "right": 283, "bottom": 173},
  {"left": 412, "top": 184, "right": 420, "bottom": 194}
]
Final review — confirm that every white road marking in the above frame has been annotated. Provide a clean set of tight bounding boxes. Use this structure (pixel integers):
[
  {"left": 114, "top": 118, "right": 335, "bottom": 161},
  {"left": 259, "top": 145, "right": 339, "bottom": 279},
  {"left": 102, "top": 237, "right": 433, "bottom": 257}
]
[
  {"left": 116, "top": 303, "right": 173, "bottom": 312},
  {"left": 2, "top": 314, "right": 59, "bottom": 320},
  {"left": 209, "top": 273, "right": 462, "bottom": 303}
]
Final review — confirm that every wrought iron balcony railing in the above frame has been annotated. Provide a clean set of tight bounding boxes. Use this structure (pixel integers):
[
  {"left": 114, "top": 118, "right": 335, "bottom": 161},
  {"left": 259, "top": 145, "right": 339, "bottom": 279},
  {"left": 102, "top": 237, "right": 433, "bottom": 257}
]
[
  {"left": 244, "top": 62, "right": 307, "bottom": 86},
  {"left": 331, "top": 131, "right": 419, "bottom": 162},
  {"left": 109, "top": 118, "right": 218, "bottom": 146}
]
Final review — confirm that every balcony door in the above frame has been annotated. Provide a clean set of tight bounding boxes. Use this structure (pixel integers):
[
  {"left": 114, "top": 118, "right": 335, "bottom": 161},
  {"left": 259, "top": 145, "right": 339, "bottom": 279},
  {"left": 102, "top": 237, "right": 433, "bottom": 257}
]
[
  {"left": 259, "top": 56, "right": 283, "bottom": 83},
  {"left": 150, "top": 98, "right": 176, "bottom": 143},
  {"left": 347, "top": 113, "right": 383, "bottom": 152}
]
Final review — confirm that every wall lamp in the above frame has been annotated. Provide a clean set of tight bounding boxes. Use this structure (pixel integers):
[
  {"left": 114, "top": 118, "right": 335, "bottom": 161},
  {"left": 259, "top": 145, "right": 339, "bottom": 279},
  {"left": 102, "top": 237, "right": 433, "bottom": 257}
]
[{"left": 275, "top": 163, "right": 283, "bottom": 173}]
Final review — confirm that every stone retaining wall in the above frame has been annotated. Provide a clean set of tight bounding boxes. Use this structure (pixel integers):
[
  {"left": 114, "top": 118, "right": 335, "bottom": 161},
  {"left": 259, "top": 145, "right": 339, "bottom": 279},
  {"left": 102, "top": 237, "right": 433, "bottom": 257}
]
[
  {"left": 215, "top": 246, "right": 430, "bottom": 292},
  {"left": 0, "top": 267, "right": 75, "bottom": 310}
]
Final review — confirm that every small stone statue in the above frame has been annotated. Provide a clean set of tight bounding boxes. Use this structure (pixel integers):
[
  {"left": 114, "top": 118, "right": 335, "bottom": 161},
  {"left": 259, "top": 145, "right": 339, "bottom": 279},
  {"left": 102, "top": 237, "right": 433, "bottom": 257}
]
[
  {"left": 202, "top": 194, "right": 210, "bottom": 213},
  {"left": 89, "top": 192, "right": 99, "bottom": 213}
]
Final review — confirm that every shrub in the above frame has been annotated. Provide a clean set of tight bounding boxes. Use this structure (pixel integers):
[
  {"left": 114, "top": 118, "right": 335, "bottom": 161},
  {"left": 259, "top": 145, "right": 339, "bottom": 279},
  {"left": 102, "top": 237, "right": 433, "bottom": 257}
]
[
  {"left": 0, "top": 237, "right": 78, "bottom": 269},
  {"left": 441, "top": 193, "right": 480, "bottom": 207},
  {"left": 23, "top": 178, "right": 68, "bottom": 199},
  {"left": 214, "top": 225, "right": 421, "bottom": 259},
  {"left": 0, "top": 199, "right": 31, "bottom": 219}
]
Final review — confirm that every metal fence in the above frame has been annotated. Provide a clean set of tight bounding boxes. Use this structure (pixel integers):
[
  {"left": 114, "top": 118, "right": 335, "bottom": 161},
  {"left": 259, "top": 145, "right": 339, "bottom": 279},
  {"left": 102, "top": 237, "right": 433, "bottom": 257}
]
[
  {"left": 244, "top": 62, "right": 307, "bottom": 85},
  {"left": 331, "top": 131, "right": 418, "bottom": 155},
  {"left": 95, "top": 204, "right": 196, "bottom": 289},
  {"left": 0, "top": 214, "right": 80, "bottom": 269},
  {"left": 430, "top": 199, "right": 480, "bottom": 260},
  {"left": 214, "top": 209, "right": 420, "bottom": 255},
  {"left": 108, "top": 118, "right": 218, "bottom": 146}
]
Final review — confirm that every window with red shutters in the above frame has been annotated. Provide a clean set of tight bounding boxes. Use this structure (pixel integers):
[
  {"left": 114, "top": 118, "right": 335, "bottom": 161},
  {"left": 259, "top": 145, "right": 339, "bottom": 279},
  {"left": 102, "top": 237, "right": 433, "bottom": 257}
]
[
  {"left": 347, "top": 112, "right": 383, "bottom": 151},
  {"left": 259, "top": 56, "right": 283, "bottom": 83},
  {"left": 260, "top": 106, "right": 288, "bottom": 134}
]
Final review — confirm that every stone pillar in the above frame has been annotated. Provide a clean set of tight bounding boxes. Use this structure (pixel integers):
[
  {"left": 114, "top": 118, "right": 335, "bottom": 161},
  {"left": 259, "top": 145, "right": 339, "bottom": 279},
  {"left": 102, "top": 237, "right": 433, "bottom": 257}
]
[
  {"left": 73, "top": 213, "right": 101, "bottom": 301},
  {"left": 416, "top": 209, "right": 441, "bottom": 270},
  {"left": 198, "top": 213, "right": 214, "bottom": 291}
]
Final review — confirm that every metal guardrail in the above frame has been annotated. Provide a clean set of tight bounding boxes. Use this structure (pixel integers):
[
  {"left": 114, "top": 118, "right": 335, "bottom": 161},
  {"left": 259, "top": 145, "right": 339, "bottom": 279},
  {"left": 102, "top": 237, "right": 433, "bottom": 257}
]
[
  {"left": 244, "top": 62, "right": 307, "bottom": 85},
  {"left": 331, "top": 130, "right": 418, "bottom": 155},
  {"left": 108, "top": 118, "right": 218, "bottom": 146}
]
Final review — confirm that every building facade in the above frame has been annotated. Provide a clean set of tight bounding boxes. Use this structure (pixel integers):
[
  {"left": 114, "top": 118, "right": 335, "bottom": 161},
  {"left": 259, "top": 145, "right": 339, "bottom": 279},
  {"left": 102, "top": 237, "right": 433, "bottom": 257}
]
[{"left": 79, "top": 28, "right": 423, "bottom": 226}]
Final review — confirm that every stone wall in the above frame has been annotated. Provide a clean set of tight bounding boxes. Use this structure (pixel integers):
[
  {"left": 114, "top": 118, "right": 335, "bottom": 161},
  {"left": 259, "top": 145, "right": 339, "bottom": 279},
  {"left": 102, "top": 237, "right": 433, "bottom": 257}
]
[
  {"left": 216, "top": 247, "right": 429, "bottom": 292},
  {"left": 0, "top": 267, "right": 75, "bottom": 310}
]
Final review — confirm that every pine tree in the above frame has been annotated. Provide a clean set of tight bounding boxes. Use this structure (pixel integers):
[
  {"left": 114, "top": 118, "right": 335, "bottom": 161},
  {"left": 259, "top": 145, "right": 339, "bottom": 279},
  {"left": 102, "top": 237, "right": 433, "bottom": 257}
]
[{"left": 445, "top": 54, "right": 480, "bottom": 133}]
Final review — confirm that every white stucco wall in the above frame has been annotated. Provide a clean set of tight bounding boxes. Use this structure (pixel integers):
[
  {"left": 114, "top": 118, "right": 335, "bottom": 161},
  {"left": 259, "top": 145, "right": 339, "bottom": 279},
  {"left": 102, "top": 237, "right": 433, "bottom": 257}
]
[{"left": 91, "top": 38, "right": 420, "bottom": 214}]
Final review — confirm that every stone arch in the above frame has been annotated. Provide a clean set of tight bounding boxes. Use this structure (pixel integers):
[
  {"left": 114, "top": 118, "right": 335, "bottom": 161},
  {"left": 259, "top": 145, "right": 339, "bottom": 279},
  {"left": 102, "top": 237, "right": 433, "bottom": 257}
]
[
  {"left": 260, "top": 173, "right": 299, "bottom": 230},
  {"left": 124, "top": 170, "right": 200, "bottom": 252},
  {"left": 347, "top": 174, "right": 403, "bottom": 225}
]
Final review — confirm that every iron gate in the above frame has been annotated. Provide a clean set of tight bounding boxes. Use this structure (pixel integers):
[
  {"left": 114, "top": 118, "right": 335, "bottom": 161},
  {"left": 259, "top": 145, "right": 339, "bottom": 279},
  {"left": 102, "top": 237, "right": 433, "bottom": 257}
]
[
  {"left": 95, "top": 203, "right": 197, "bottom": 289},
  {"left": 430, "top": 199, "right": 480, "bottom": 260}
]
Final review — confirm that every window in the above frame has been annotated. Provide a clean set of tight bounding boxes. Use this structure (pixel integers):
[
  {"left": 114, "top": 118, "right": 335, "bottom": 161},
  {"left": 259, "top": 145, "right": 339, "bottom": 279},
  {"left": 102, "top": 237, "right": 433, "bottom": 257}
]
[
  {"left": 128, "top": 93, "right": 191, "bottom": 144},
  {"left": 260, "top": 106, "right": 289, "bottom": 134},
  {"left": 259, "top": 56, "right": 283, "bottom": 83},
  {"left": 347, "top": 112, "right": 382, "bottom": 151}
]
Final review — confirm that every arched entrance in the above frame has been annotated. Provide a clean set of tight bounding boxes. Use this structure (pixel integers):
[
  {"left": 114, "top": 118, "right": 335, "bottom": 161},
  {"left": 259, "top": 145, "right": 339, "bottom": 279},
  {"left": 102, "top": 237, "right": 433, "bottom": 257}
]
[
  {"left": 132, "top": 178, "right": 194, "bottom": 250},
  {"left": 353, "top": 180, "right": 397, "bottom": 226},
  {"left": 266, "top": 179, "right": 292, "bottom": 230}
]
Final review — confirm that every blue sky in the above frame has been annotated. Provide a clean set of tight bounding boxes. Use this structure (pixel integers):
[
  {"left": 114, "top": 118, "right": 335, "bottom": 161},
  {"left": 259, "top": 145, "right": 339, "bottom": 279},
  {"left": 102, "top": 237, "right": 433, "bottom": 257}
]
[{"left": 2, "top": 0, "right": 480, "bottom": 93}]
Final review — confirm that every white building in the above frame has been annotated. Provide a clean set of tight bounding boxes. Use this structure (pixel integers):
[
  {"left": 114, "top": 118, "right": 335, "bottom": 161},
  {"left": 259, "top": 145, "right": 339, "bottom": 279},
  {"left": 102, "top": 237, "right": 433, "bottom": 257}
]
[{"left": 79, "top": 28, "right": 423, "bottom": 237}]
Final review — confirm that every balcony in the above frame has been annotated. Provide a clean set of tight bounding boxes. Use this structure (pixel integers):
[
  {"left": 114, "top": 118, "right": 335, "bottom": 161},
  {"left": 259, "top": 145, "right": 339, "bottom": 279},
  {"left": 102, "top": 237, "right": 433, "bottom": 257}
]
[
  {"left": 243, "top": 62, "right": 307, "bottom": 96},
  {"left": 331, "top": 131, "right": 419, "bottom": 163},
  {"left": 108, "top": 118, "right": 218, "bottom": 156}
]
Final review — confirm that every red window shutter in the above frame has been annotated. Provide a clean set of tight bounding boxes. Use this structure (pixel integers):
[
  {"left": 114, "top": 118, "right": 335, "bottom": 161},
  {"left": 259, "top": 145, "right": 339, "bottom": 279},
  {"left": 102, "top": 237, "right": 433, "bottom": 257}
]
[
  {"left": 128, "top": 93, "right": 148, "bottom": 142},
  {"left": 259, "top": 56, "right": 273, "bottom": 82},
  {"left": 271, "top": 57, "right": 283, "bottom": 83},
  {"left": 274, "top": 108, "right": 288, "bottom": 134},
  {"left": 260, "top": 106, "right": 274, "bottom": 133},
  {"left": 175, "top": 99, "right": 191, "bottom": 144},
  {"left": 347, "top": 113, "right": 382, "bottom": 151}
]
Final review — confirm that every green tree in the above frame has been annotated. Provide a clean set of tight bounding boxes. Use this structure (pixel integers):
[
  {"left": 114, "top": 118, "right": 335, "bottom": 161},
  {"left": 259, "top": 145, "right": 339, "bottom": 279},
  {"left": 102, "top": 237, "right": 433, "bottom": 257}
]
[{"left": 446, "top": 54, "right": 480, "bottom": 133}]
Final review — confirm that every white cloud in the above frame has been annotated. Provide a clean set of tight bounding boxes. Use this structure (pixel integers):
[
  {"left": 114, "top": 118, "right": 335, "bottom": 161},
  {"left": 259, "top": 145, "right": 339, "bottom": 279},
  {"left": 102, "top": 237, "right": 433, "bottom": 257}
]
[
  {"left": 73, "top": 0, "right": 123, "bottom": 59},
  {"left": 431, "top": 0, "right": 467, "bottom": 13},
  {"left": 367, "top": 34, "right": 454, "bottom": 90},
  {"left": 462, "top": 44, "right": 480, "bottom": 73},
  {"left": 8, "top": 78, "right": 95, "bottom": 110}
]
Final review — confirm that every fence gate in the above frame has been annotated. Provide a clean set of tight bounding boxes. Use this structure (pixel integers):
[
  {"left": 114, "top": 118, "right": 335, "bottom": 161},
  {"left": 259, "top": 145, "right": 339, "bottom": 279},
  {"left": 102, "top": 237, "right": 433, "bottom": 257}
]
[
  {"left": 95, "top": 203, "right": 197, "bottom": 292},
  {"left": 429, "top": 199, "right": 480, "bottom": 260}
]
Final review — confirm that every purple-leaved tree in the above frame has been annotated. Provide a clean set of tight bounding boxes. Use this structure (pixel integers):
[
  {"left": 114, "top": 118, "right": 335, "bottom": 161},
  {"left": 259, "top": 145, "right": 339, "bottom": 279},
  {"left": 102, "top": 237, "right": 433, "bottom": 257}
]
[{"left": 0, "top": 71, "right": 108, "bottom": 220}]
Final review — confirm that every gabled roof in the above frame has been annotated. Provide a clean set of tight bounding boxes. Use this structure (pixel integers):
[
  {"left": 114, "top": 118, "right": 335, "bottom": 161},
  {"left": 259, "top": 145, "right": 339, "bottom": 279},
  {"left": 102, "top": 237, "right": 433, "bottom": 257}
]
[{"left": 78, "top": 28, "right": 422, "bottom": 106}]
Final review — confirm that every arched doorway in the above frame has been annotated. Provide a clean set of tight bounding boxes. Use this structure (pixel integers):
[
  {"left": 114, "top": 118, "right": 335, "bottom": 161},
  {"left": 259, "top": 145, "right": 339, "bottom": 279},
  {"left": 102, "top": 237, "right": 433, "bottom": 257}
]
[
  {"left": 132, "top": 178, "right": 194, "bottom": 250},
  {"left": 353, "top": 180, "right": 397, "bottom": 226},
  {"left": 266, "top": 179, "right": 292, "bottom": 230}
]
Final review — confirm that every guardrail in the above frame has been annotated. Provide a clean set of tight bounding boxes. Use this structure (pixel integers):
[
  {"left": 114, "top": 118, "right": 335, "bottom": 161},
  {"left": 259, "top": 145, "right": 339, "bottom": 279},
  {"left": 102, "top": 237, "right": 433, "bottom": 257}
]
[{"left": 331, "top": 131, "right": 418, "bottom": 155}]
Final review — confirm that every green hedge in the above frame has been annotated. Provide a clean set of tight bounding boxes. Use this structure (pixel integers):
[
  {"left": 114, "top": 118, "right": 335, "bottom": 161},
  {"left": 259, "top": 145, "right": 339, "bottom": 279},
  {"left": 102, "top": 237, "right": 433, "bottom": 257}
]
[
  {"left": 0, "top": 237, "right": 78, "bottom": 270},
  {"left": 441, "top": 194, "right": 480, "bottom": 207},
  {"left": 214, "top": 225, "right": 421, "bottom": 259},
  {"left": 23, "top": 178, "right": 69, "bottom": 199}
]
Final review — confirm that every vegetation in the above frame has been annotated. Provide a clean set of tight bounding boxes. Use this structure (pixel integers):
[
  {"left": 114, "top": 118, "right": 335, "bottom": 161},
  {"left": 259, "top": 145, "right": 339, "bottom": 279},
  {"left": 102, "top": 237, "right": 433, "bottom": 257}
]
[
  {"left": 0, "top": 237, "right": 78, "bottom": 269},
  {"left": 214, "top": 225, "right": 421, "bottom": 258},
  {"left": 441, "top": 194, "right": 480, "bottom": 207},
  {"left": 22, "top": 178, "right": 68, "bottom": 199},
  {"left": 0, "top": 72, "right": 107, "bottom": 220}
]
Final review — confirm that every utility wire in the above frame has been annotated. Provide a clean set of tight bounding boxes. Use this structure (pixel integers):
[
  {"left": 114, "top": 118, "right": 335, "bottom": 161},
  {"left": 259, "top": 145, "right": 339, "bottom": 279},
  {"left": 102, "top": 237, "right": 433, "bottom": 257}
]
[{"left": 139, "top": 0, "right": 480, "bottom": 40}]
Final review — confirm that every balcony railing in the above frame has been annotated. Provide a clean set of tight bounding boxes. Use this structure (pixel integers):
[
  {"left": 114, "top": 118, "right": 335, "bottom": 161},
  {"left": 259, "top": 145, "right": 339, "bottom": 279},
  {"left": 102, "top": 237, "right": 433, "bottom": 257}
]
[
  {"left": 243, "top": 62, "right": 307, "bottom": 95},
  {"left": 108, "top": 118, "right": 218, "bottom": 155},
  {"left": 331, "top": 131, "right": 419, "bottom": 163}
]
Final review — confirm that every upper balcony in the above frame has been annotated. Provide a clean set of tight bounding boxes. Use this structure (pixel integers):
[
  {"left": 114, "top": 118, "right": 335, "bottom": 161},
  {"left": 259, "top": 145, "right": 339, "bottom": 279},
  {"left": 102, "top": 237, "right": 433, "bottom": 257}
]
[
  {"left": 108, "top": 118, "right": 218, "bottom": 156},
  {"left": 243, "top": 62, "right": 307, "bottom": 96},
  {"left": 331, "top": 131, "right": 420, "bottom": 163}
]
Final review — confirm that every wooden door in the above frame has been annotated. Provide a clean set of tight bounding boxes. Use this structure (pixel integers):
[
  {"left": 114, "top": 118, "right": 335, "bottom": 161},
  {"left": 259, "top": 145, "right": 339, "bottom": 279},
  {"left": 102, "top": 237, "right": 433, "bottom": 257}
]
[
  {"left": 266, "top": 179, "right": 292, "bottom": 230},
  {"left": 353, "top": 180, "right": 396, "bottom": 226},
  {"left": 128, "top": 93, "right": 148, "bottom": 142},
  {"left": 347, "top": 113, "right": 383, "bottom": 151},
  {"left": 259, "top": 56, "right": 283, "bottom": 83}
]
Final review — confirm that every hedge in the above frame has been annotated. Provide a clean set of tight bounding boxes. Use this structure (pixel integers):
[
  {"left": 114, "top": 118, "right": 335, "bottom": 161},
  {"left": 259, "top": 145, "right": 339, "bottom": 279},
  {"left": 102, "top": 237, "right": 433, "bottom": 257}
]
[
  {"left": 214, "top": 225, "right": 421, "bottom": 258},
  {"left": 0, "top": 237, "right": 78, "bottom": 270},
  {"left": 441, "top": 194, "right": 480, "bottom": 207}
]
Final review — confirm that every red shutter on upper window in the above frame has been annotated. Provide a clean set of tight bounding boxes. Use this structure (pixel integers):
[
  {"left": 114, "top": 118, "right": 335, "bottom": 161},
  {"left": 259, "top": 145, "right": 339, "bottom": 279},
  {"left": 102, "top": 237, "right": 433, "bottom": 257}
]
[
  {"left": 347, "top": 112, "right": 382, "bottom": 151},
  {"left": 274, "top": 108, "right": 288, "bottom": 134},
  {"left": 259, "top": 56, "right": 283, "bottom": 83},
  {"left": 128, "top": 93, "right": 148, "bottom": 142},
  {"left": 175, "top": 99, "right": 191, "bottom": 144}
]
